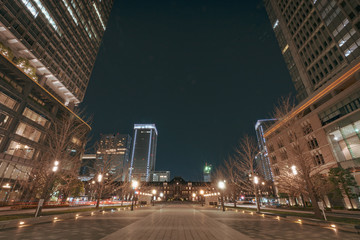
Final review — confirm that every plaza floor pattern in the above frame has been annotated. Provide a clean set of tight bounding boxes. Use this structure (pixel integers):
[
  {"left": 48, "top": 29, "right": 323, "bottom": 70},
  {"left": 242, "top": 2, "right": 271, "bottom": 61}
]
[{"left": 0, "top": 204, "right": 358, "bottom": 240}]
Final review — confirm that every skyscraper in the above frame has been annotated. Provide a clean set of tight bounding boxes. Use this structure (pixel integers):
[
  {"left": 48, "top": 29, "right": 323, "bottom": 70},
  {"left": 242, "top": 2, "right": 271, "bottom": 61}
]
[
  {"left": 264, "top": 0, "right": 360, "bottom": 205},
  {"left": 97, "top": 134, "right": 132, "bottom": 182},
  {"left": 129, "top": 124, "right": 158, "bottom": 182},
  {"left": 0, "top": 0, "right": 113, "bottom": 106},
  {"left": 264, "top": 0, "right": 360, "bottom": 102},
  {"left": 255, "top": 119, "right": 276, "bottom": 181},
  {"left": 0, "top": 1, "right": 113, "bottom": 202}
]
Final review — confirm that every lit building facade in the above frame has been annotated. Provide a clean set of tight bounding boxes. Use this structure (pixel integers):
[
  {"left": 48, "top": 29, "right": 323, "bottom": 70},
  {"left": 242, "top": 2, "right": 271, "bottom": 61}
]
[
  {"left": 151, "top": 171, "right": 170, "bottom": 182},
  {"left": 129, "top": 124, "right": 158, "bottom": 182},
  {"left": 96, "top": 134, "right": 132, "bottom": 182},
  {"left": 143, "top": 177, "right": 211, "bottom": 202},
  {"left": 79, "top": 154, "right": 96, "bottom": 181},
  {"left": 0, "top": 0, "right": 113, "bottom": 105},
  {"left": 0, "top": 54, "right": 90, "bottom": 202},
  {"left": 255, "top": 119, "right": 276, "bottom": 181},
  {"left": 264, "top": 0, "right": 360, "bottom": 208},
  {"left": 0, "top": 1, "right": 113, "bottom": 202}
]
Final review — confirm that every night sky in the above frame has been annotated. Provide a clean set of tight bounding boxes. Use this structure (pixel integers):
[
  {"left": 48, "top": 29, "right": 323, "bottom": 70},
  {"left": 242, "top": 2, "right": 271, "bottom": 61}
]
[{"left": 82, "top": 0, "right": 295, "bottom": 181}]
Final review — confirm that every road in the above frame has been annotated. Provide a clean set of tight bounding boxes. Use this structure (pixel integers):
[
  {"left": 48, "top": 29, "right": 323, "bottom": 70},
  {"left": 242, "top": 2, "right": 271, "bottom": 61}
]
[{"left": 0, "top": 203, "right": 358, "bottom": 240}]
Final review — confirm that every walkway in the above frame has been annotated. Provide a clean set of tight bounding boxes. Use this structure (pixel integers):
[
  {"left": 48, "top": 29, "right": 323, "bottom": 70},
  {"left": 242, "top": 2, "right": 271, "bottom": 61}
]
[{"left": 0, "top": 204, "right": 358, "bottom": 240}]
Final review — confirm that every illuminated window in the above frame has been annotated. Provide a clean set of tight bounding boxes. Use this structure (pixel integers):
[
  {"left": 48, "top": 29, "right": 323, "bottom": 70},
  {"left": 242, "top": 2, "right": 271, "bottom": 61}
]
[
  {"left": 62, "top": 0, "right": 78, "bottom": 25},
  {"left": 16, "top": 122, "right": 42, "bottom": 142},
  {"left": 93, "top": 3, "right": 106, "bottom": 30},
  {"left": 6, "top": 141, "right": 35, "bottom": 159},
  {"left": 21, "top": 0, "right": 38, "bottom": 17},
  {"left": 33, "top": 0, "right": 60, "bottom": 34},
  {"left": 23, "top": 108, "right": 47, "bottom": 127},
  {"left": 273, "top": 19, "right": 279, "bottom": 29},
  {"left": 0, "top": 92, "right": 17, "bottom": 110},
  {"left": 0, "top": 111, "right": 11, "bottom": 129}
]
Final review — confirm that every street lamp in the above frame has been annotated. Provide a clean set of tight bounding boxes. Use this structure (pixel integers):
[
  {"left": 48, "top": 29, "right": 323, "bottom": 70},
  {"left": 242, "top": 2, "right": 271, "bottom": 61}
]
[
  {"left": 131, "top": 180, "right": 139, "bottom": 211},
  {"left": 218, "top": 180, "right": 226, "bottom": 212},
  {"left": 52, "top": 160, "right": 59, "bottom": 172},
  {"left": 200, "top": 190, "right": 204, "bottom": 206},
  {"left": 253, "top": 176, "right": 261, "bottom": 213},
  {"left": 152, "top": 189, "right": 157, "bottom": 206},
  {"left": 97, "top": 174, "right": 103, "bottom": 183}
]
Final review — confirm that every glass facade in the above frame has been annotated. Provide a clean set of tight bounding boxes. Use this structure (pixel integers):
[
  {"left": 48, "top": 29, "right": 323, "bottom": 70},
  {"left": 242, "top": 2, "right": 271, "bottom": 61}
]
[
  {"left": 329, "top": 120, "right": 360, "bottom": 161},
  {"left": 130, "top": 124, "right": 158, "bottom": 182},
  {"left": 96, "top": 134, "right": 132, "bottom": 182}
]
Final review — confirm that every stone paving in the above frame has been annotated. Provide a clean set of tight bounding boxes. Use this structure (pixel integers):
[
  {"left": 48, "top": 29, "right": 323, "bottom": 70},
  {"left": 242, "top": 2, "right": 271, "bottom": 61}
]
[{"left": 0, "top": 204, "right": 359, "bottom": 240}]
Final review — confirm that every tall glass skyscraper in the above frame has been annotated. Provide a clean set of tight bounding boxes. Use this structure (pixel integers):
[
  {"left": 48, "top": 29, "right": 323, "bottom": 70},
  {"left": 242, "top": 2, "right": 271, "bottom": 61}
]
[
  {"left": 129, "top": 124, "right": 158, "bottom": 182},
  {"left": 255, "top": 119, "right": 276, "bottom": 181},
  {"left": 0, "top": 0, "right": 113, "bottom": 105}
]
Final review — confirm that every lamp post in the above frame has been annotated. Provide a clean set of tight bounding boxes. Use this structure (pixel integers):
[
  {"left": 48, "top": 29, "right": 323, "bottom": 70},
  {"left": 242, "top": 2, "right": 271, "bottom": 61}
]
[
  {"left": 253, "top": 176, "right": 261, "bottom": 213},
  {"left": 218, "top": 181, "right": 226, "bottom": 212},
  {"left": 152, "top": 189, "right": 157, "bottom": 206},
  {"left": 200, "top": 190, "right": 204, "bottom": 206},
  {"left": 131, "top": 180, "right": 139, "bottom": 211},
  {"left": 95, "top": 173, "right": 103, "bottom": 209}
]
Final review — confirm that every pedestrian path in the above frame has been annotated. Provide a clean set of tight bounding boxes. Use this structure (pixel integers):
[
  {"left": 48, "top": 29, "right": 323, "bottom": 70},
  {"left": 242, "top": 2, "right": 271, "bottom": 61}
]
[{"left": 101, "top": 204, "right": 252, "bottom": 240}]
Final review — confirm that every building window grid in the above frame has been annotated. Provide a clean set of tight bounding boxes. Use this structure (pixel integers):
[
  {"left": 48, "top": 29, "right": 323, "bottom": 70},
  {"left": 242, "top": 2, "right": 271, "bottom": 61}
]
[
  {"left": 306, "top": 135, "right": 320, "bottom": 150},
  {"left": 312, "top": 150, "right": 325, "bottom": 165}
]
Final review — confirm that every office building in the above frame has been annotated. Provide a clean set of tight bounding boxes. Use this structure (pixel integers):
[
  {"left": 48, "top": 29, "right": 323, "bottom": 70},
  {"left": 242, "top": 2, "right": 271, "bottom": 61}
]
[
  {"left": 255, "top": 119, "right": 276, "bottom": 181},
  {"left": 79, "top": 154, "right": 96, "bottom": 181},
  {"left": 152, "top": 171, "right": 170, "bottom": 182},
  {"left": 0, "top": 0, "right": 113, "bottom": 105},
  {"left": 129, "top": 124, "right": 158, "bottom": 182},
  {"left": 96, "top": 134, "right": 132, "bottom": 182},
  {"left": 264, "top": 0, "right": 360, "bottom": 208},
  {"left": 0, "top": 54, "right": 90, "bottom": 202},
  {"left": 0, "top": 1, "right": 113, "bottom": 202}
]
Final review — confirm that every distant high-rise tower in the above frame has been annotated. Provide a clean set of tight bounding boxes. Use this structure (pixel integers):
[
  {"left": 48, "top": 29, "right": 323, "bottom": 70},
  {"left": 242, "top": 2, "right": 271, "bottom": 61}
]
[
  {"left": 203, "top": 163, "right": 212, "bottom": 182},
  {"left": 97, "top": 134, "right": 132, "bottom": 182},
  {"left": 255, "top": 119, "right": 276, "bottom": 181},
  {"left": 0, "top": 0, "right": 114, "bottom": 105},
  {"left": 129, "top": 124, "right": 158, "bottom": 182}
]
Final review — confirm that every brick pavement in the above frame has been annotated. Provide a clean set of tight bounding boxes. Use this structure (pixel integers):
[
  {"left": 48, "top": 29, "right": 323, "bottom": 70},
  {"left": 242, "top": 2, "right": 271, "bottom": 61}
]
[{"left": 0, "top": 204, "right": 359, "bottom": 239}]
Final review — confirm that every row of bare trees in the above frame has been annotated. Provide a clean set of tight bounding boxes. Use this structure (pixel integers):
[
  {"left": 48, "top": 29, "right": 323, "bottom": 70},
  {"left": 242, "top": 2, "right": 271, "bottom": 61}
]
[{"left": 215, "top": 96, "right": 359, "bottom": 218}]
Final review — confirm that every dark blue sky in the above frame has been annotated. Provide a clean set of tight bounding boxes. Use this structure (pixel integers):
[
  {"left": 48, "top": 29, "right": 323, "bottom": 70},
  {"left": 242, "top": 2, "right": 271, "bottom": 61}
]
[{"left": 82, "top": 0, "right": 295, "bottom": 181}]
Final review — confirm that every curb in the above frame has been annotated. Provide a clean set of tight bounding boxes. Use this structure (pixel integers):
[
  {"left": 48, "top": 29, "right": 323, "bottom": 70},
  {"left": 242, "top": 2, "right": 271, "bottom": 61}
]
[{"left": 0, "top": 205, "right": 150, "bottom": 230}]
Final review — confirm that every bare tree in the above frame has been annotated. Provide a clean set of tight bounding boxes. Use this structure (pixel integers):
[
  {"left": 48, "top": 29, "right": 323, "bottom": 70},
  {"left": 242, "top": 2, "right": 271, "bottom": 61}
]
[
  {"left": 93, "top": 145, "right": 127, "bottom": 209},
  {"left": 19, "top": 109, "right": 90, "bottom": 207},
  {"left": 223, "top": 135, "right": 262, "bottom": 212},
  {"left": 270, "top": 96, "right": 324, "bottom": 218}
]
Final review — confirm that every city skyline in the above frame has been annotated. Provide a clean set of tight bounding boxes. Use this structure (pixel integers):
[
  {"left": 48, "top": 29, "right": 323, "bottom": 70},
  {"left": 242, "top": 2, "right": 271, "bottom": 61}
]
[{"left": 82, "top": 0, "right": 295, "bottom": 181}]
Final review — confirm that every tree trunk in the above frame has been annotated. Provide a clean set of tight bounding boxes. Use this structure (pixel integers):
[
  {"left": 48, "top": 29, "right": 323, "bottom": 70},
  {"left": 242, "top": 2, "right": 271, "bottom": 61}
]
[
  {"left": 254, "top": 185, "right": 261, "bottom": 213},
  {"left": 95, "top": 183, "right": 104, "bottom": 209},
  {"left": 304, "top": 176, "right": 322, "bottom": 218},
  {"left": 342, "top": 184, "right": 354, "bottom": 209}
]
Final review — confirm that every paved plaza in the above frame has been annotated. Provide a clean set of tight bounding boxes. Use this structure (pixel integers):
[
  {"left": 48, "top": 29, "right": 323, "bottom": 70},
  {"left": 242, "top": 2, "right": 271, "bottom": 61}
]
[{"left": 0, "top": 204, "right": 358, "bottom": 240}]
